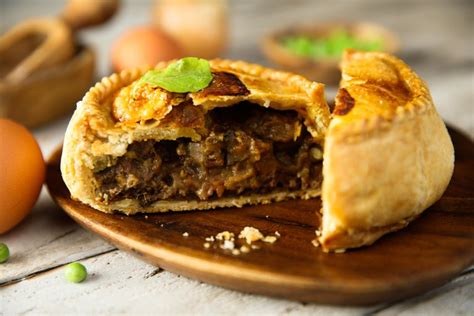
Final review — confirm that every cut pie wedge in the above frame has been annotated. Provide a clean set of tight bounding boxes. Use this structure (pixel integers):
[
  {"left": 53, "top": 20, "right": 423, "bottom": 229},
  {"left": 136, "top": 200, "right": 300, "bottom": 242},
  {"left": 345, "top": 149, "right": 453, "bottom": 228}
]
[
  {"left": 61, "top": 51, "right": 454, "bottom": 252},
  {"left": 319, "top": 50, "right": 454, "bottom": 251}
]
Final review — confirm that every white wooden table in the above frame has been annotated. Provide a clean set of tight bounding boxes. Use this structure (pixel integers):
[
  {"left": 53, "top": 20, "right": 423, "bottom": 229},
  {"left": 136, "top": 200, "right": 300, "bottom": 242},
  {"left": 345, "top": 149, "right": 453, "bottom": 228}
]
[{"left": 1, "top": 1, "right": 473, "bottom": 314}]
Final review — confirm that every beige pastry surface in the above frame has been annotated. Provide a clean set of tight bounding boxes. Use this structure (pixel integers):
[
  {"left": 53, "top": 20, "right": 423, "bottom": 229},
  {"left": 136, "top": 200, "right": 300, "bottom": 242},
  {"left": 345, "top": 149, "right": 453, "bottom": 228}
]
[{"left": 319, "top": 50, "right": 454, "bottom": 251}]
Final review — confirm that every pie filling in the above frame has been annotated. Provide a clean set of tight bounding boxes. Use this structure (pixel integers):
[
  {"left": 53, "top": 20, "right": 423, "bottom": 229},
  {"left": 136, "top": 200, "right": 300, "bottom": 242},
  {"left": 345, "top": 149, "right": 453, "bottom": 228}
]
[{"left": 94, "top": 102, "right": 323, "bottom": 206}]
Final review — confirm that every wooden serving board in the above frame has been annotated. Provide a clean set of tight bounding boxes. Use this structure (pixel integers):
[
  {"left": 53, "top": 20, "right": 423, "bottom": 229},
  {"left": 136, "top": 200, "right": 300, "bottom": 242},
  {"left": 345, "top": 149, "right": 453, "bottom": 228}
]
[{"left": 46, "top": 127, "right": 474, "bottom": 306}]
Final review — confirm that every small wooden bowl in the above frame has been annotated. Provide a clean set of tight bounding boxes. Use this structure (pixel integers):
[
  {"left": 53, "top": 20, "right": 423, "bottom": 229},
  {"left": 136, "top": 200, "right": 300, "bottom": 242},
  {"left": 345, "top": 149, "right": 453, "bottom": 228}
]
[
  {"left": 0, "top": 45, "right": 95, "bottom": 127},
  {"left": 262, "top": 22, "right": 399, "bottom": 85}
]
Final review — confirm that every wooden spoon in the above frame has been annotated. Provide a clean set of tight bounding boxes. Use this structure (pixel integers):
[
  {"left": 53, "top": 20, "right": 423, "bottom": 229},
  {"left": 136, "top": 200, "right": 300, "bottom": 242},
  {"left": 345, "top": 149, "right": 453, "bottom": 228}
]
[
  {"left": 0, "top": 0, "right": 119, "bottom": 83},
  {"left": 0, "top": 0, "right": 120, "bottom": 127}
]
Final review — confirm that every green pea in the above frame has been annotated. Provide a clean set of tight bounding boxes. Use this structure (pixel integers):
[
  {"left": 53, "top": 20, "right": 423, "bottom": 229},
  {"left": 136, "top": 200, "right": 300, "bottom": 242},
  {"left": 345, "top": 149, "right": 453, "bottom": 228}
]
[
  {"left": 0, "top": 243, "right": 9, "bottom": 263},
  {"left": 64, "top": 262, "right": 87, "bottom": 283}
]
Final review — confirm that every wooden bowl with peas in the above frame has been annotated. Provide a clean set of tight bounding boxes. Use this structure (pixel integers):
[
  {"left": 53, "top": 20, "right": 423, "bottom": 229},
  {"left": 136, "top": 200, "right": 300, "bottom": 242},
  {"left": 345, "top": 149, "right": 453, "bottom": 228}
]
[{"left": 262, "top": 22, "right": 399, "bottom": 85}]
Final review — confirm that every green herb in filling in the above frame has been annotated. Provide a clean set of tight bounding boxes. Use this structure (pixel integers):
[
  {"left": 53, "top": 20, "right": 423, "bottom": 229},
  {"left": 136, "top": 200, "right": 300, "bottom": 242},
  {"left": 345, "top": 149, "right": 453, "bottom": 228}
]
[{"left": 281, "top": 29, "right": 384, "bottom": 59}]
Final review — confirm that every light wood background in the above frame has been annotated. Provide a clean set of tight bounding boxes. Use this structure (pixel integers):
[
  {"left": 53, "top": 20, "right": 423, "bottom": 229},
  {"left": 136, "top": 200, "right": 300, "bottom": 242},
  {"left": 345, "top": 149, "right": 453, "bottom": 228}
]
[{"left": 1, "top": 0, "right": 473, "bottom": 315}]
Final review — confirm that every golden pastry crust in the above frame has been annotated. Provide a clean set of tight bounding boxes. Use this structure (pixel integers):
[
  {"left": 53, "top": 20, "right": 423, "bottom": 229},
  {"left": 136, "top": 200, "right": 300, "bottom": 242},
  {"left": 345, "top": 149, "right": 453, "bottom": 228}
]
[
  {"left": 319, "top": 50, "right": 454, "bottom": 251},
  {"left": 61, "top": 59, "right": 329, "bottom": 214}
]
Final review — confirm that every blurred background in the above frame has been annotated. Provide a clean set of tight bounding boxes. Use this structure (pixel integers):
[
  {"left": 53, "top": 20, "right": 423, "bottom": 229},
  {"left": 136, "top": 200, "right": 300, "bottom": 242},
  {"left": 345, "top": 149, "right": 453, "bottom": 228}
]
[
  {"left": 0, "top": 2, "right": 473, "bottom": 311},
  {"left": 1, "top": 0, "right": 473, "bottom": 137}
]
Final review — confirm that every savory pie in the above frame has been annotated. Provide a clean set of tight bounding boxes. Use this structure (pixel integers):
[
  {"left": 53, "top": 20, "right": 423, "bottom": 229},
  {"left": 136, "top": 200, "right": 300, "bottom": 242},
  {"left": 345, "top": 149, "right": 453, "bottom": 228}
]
[
  {"left": 61, "top": 51, "right": 454, "bottom": 251},
  {"left": 61, "top": 59, "right": 330, "bottom": 213}
]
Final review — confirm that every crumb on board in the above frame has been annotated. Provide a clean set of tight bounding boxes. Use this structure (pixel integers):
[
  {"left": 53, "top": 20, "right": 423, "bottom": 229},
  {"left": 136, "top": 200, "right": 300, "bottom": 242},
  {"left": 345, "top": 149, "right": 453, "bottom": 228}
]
[
  {"left": 311, "top": 239, "right": 320, "bottom": 248},
  {"left": 204, "top": 227, "right": 280, "bottom": 255},
  {"left": 182, "top": 232, "right": 189, "bottom": 237},
  {"left": 238, "top": 226, "right": 264, "bottom": 244},
  {"left": 262, "top": 236, "right": 277, "bottom": 243},
  {"left": 220, "top": 240, "right": 235, "bottom": 250},
  {"left": 240, "top": 245, "right": 250, "bottom": 253},
  {"left": 216, "top": 231, "right": 235, "bottom": 241},
  {"left": 315, "top": 229, "right": 321, "bottom": 237},
  {"left": 239, "top": 226, "right": 280, "bottom": 244}
]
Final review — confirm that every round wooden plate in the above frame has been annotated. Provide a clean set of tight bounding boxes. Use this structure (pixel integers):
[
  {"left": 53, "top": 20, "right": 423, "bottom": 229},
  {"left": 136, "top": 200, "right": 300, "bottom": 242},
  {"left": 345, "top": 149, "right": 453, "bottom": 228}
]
[{"left": 46, "top": 127, "right": 474, "bottom": 306}]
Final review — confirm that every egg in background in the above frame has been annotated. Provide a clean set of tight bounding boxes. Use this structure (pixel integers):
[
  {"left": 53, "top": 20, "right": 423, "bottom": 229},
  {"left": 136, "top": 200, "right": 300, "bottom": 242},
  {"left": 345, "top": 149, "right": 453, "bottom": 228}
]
[
  {"left": 0, "top": 119, "right": 45, "bottom": 234},
  {"left": 111, "top": 25, "right": 183, "bottom": 72}
]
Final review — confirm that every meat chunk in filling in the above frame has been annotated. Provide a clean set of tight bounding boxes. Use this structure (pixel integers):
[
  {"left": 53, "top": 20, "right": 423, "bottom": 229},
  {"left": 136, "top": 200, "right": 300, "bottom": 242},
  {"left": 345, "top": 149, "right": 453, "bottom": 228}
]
[{"left": 94, "top": 102, "right": 323, "bottom": 206}]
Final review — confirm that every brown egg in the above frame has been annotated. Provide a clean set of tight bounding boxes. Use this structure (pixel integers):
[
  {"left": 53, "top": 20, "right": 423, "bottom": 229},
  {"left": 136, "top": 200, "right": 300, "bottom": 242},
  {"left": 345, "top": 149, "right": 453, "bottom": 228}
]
[
  {"left": 0, "top": 119, "right": 45, "bottom": 234},
  {"left": 111, "top": 26, "right": 183, "bottom": 72}
]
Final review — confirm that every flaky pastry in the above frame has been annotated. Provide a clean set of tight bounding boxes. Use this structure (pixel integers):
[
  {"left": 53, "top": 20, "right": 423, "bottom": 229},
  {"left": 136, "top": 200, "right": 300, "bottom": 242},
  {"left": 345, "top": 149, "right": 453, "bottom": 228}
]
[{"left": 319, "top": 50, "right": 454, "bottom": 251}]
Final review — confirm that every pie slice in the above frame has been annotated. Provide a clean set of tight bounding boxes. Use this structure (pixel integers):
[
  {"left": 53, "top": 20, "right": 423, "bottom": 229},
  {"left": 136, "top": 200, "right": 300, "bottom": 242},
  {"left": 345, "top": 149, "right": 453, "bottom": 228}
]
[
  {"left": 61, "top": 60, "right": 330, "bottom": 214},
  {"left": 319, "top": 50, "right": 454, "bottom": 251}
]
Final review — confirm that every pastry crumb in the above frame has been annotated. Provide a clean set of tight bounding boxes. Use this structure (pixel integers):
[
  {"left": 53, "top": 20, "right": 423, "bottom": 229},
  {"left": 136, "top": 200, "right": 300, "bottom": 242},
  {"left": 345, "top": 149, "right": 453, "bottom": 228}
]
[
  {"left": 220, "top": 240, "right": 235, "bottom": 250},
  {"left": 240, "top": 245, "right": 250, "bottom": 253},
  {"left": 182, "top": 232, "right": 189, "bottom": 237},
  {"left": 216, "top": 231, "right": 235, "bottom": 241},
  {"left": 263, "top": 236, "right": 277, "bottom": 243},
  {"left": 205, "top": 227, "right": 280, "bottom": 253},
  {"left": 315, "top": 229, "right": 321, "bottom": 237},
  {"left": 144, "top": 215, "right": 149, "bottom": 219},
  {"left": 205, "top": 236, "right": 215, "bottom": 242},
  {"left": 311, "top": 239, "right": 320, "bottom": 248},
  {"left": 238, "top": 226, "right": 264, "bottom": 244},
  {"left": 334, "top": 248, "right": 346, "bottom": 254}
]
